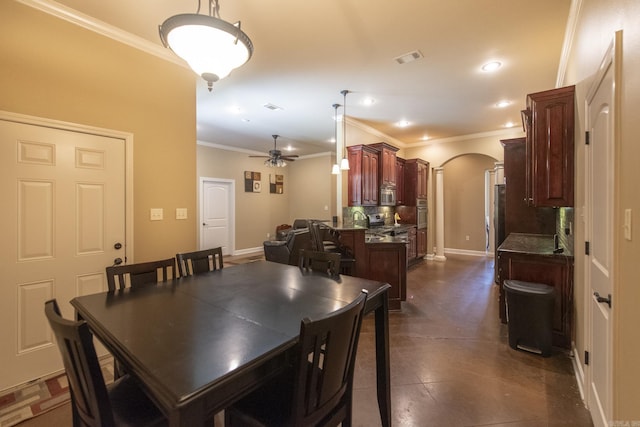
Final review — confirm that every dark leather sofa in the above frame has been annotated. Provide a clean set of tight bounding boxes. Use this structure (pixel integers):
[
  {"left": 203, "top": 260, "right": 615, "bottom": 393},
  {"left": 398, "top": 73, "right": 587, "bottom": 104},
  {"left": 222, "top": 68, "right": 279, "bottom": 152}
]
[{"left": 263, "top": 228, "right": 312, "bottom": 265}]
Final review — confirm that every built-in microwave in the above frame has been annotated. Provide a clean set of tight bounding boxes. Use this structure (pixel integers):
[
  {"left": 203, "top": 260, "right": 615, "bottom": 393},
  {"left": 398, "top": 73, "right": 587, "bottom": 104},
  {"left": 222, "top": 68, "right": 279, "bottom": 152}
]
[{"left": 380, "top": 186, "right": 396, "bottom": 206}]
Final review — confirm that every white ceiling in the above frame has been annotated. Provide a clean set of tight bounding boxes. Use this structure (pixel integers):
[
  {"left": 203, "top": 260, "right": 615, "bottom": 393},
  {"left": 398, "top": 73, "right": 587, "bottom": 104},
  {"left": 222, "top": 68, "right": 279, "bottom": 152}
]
[{"left": 45, "top": 0, "right": 571, "bottom": 157}]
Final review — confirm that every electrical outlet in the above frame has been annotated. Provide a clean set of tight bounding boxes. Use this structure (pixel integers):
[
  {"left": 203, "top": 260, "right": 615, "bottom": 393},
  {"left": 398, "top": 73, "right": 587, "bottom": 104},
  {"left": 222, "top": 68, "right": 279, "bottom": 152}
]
[
  {"left": 465, "top": 235, "right": 470, "bottom": 241},
  {"left": 624, "top": 209, "right": 632, "bottom": 241}
]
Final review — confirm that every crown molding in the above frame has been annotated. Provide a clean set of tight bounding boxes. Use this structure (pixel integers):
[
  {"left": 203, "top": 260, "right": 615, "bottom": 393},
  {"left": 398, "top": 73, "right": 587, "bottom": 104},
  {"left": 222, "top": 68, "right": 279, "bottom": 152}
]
[
  {"left": 197, "top": 140, "right": 332, "bottom": 160},
  {"left": 556, "top": 0, "right": 582, "bottom": 87},
  {"left": 17, "top": 0, "right": 187, "bottom": 69}
]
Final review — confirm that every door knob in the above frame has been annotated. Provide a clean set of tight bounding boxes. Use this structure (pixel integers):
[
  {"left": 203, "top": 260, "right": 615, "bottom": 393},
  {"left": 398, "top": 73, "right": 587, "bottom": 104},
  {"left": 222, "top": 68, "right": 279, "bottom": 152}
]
[
  {"left": 114, "top": 242, "right": 122, "bottom": 250},
  {"left": 113, "top": 257, "right": 123, "bottom": 266},
  {"left": 594, "top": 292, "right": 612, "bottom": 308}
]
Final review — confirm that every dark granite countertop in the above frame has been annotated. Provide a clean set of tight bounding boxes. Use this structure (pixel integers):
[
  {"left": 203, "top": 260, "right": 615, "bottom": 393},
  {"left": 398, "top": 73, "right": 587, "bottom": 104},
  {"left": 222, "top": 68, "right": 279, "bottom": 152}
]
[{"left": 498, "top": 233, "right": 573, "bottom": 258}]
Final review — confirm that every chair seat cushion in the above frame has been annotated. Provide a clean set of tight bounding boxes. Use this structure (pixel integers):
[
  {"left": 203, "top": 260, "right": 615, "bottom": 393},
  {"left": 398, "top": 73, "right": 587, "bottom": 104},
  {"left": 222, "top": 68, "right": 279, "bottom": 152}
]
[{"left": 108, "top": 375, "right": 167, "bottom": 427}]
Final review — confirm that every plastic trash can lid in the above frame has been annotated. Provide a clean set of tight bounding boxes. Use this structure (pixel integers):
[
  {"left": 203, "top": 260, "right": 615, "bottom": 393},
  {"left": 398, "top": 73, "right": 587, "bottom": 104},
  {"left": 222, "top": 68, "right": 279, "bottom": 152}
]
[{"left": 504, "top": 280, "right": 555, "bottom": 295}]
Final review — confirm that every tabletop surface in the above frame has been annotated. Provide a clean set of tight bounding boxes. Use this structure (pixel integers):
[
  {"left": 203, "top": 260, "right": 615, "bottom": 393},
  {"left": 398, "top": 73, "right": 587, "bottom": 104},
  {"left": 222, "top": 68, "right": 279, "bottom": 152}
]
[{"left": 71, "top": 260, "right": 389, "bottom": 410}]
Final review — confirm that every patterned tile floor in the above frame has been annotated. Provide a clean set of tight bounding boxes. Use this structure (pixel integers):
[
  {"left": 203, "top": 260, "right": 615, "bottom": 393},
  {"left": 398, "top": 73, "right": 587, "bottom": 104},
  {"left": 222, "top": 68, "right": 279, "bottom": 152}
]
[{"left": 0, "top": 359, "right": 114, "bottom": 427}]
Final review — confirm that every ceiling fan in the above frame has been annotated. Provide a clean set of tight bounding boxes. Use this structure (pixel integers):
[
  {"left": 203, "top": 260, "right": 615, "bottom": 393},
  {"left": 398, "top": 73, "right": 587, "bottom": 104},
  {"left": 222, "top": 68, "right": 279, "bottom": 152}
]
[{"left": 249, "top": 135, "right": 299, "bottom": 166}]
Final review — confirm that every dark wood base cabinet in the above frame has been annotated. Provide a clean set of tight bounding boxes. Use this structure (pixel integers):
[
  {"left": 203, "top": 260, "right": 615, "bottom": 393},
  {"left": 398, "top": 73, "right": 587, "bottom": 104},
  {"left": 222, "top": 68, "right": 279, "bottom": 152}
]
[
  {"left": 363, "top": 243, "right": 407, "bottom": 311},
  {"left": 497, "top": 251, "right": 573, "bottom": 349}
]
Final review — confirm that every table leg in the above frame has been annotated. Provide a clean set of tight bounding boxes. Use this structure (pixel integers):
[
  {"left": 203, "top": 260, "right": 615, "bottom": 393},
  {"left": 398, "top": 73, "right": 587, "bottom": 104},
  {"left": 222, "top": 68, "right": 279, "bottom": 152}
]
[{"left": 374, "top": 292, "right": 392, "bottom": 427}]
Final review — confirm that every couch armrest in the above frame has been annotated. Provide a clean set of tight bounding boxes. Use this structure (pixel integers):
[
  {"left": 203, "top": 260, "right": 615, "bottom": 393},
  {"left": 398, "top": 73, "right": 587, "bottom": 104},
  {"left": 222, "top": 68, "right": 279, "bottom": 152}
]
[{"left": 263, "top": 240, "right": 290, "bottom": 264}]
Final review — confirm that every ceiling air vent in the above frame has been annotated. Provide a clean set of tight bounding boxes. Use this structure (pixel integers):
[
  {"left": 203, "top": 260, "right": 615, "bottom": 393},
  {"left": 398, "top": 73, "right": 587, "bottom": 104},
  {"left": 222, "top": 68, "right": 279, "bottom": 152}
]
[
  {"left": 394, "top": 50, "right": 423, "bottom": 65},
  {"left": 263, "top": 103, "right": 283, "bottom": 111}
]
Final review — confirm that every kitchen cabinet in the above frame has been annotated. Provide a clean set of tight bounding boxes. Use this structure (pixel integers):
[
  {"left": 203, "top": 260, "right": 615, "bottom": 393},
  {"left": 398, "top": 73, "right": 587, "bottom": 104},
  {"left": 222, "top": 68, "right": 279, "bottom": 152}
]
[
  {"left": 522, "top": 85, "right": 575, "bottom": 207},
  {"left": 497, "top": 233, "right": 574, "bottom": 349},
  {"left": 395, "top": 157, "right": 405, "bottom": 206},
  {"left": 417, "top": 228, "right": 427, "bottom": 258},
  {"left": 339, "top": 228, "right": 406, "bottom": 310},
  {"left": 347, "top": 145, "right": 379, "bottom": 206},
  {"left": 369, "top": 142, "right": 398, "bottom": 187},
  {"left": 404, "top": 158, "right": 429, "bottom": 204},
  {"left": 501, "top": 138, "right": 556, "bottom": 237},
  {"left": 407, "top": 226, "right": 417, "bottom": 260}
]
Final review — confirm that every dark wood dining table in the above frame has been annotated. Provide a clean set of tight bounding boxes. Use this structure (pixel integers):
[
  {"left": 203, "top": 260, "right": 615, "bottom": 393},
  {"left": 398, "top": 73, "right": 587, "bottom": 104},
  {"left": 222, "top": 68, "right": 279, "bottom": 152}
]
[{"left": 70, "top": 260, "right": 392, "bottom": 427}]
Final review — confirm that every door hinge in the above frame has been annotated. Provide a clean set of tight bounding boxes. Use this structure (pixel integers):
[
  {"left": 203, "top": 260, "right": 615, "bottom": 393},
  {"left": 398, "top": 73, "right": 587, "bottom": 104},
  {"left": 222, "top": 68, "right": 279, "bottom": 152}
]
[
  {"left": 585, "top": 241, "right": 590, "bottom": 255},
  {"left": 585, "top": 131, "right": 590, "bottom": 145},
  {"left": 585, "top": 350, "right": 590, "bottom": 365}
]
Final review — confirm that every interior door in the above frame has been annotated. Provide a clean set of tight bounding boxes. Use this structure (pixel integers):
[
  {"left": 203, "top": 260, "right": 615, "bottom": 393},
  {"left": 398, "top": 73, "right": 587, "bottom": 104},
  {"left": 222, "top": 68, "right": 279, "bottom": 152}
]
[
  {"left": 585, "top": 33, "right": 619, "bottom": 427},
  {"left": 0, "top": 117, "right": 126, "bottom": 391},
  {"left": 201, "top": 179, "right": 234, "bottom": 255}
]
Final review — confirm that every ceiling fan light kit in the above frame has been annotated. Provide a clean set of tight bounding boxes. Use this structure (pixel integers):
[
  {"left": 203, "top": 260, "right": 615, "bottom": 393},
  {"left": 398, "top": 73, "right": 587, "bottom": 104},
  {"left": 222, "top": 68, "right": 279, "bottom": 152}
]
[
  {"left": 159, "top": 0, "right": 253, "bottom": 92},
  {"left": 249, "top": 135, "right": 298, "bottom": 167}
]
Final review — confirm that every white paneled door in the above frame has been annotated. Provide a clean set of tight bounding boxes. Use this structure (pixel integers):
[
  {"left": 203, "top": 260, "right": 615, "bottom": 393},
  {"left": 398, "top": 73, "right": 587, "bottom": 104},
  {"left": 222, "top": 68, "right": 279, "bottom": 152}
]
[
  {"left": 0, "top": 117, "right": 126, "bottom": 391},
  {"left": 201, "top": 179, "right": 234, "bottom": 255},
  {"left": 585, "top": 33, "right": 619, "bottom": 427}
]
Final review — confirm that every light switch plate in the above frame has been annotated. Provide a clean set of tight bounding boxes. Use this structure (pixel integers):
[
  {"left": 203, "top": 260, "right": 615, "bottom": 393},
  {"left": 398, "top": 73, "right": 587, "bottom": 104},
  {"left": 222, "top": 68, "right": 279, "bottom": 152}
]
[
  {"left": 150, "top": 208, "right": 163, "bottom": 221},
  {"left": 176, "top": 208, "right": 188, "bottom": 220}
]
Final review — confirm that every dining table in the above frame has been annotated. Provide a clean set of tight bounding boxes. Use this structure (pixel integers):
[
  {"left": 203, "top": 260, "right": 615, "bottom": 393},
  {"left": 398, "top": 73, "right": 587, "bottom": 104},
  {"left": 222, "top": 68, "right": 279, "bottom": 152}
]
[{"left": 70, "top": 260, "right": 392, "bottom": 427}]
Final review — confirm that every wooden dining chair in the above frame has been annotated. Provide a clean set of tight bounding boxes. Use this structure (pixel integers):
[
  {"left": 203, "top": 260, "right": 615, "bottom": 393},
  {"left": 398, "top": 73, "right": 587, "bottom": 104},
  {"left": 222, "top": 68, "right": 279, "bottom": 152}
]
[
  {"left": 308, "top": 221, "right": 356, "bottom": 276},
  {"left": 44, "top": 299, "right": 168, "bottom": 427},
  {"left": 225, "top": 291, "right": 368, "bottom": 427},
  {"left": 176, "top": 247, "right": 223, "bottom": 277},
  {"left": 298, "top": 249, "right": 341, "bottom": 277},
  {"left": 105, "top": 258, "right": 176, "bottom": 291}
]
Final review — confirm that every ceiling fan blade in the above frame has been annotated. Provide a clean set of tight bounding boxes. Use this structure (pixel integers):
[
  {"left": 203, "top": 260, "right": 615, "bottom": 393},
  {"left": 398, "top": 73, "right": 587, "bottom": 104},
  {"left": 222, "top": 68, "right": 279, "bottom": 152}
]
[
  {"left": 248, "top": 155, "right": 270, "bottom": 158},
  {"left": 281, "top": 157, "right": 296, "bottom": 162}
]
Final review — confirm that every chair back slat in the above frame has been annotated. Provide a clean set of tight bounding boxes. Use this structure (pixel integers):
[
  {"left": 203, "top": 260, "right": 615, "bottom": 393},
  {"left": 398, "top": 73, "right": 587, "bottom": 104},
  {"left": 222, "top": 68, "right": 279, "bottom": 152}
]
[
  {"left": 298, "top": 249, "right": 341, "bottom": 277},
  {"left": 106, "top": 258, "right": 176, "bottom": 291},
  {"left": 176, "top": 247, "right": 223, "bottom": 277}
]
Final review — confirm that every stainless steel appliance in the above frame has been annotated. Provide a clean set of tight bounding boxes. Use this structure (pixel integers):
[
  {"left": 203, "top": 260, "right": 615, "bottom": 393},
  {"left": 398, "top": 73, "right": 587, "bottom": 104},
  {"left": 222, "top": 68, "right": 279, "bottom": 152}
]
[
  {"left": 366, "top": 213, "right": 410, "bottom": 241},
  {"left": 379, "top": 185, "right": 396, "bottom": 206},
  {"left": 416, "top": 199, "right": 427, "bottom": 229},
  {"left": 396, "top": 199, "right": 427, "bottom": 230}
]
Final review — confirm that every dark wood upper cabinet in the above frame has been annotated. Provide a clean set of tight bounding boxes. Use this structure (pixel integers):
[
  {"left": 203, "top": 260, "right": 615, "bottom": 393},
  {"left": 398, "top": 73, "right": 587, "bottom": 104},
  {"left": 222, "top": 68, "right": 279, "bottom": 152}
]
[
  {"left": 347, "top": 145, "right": 379, "bottom": 206},
  {"left": 395, "top": 157, "right": 406, "bottom": 206},
  {"left": 522, "top": 85, "right": 575, "bottom": 207},
  {"left": 369, "top": 142, "right": 398, "bottom": 187},
  {"left": 501, "top": 138, "right": 556, "bottom": 237},
  {"left": 403, "top": 158, "right": 429, "bottom": 205}
]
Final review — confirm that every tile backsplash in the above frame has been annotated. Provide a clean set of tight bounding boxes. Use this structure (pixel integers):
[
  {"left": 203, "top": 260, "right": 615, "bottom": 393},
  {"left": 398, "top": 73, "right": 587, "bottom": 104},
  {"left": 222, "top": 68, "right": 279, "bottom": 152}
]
[{"left": 557, "top": 207, "right": 574, "bottom": 255}]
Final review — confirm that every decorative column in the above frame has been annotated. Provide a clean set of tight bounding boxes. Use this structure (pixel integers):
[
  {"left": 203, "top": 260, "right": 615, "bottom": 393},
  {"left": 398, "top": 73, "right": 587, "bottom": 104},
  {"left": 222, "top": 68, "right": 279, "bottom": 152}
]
[{"left": 434, "top": 167, "right": 446, "bottom": 262}]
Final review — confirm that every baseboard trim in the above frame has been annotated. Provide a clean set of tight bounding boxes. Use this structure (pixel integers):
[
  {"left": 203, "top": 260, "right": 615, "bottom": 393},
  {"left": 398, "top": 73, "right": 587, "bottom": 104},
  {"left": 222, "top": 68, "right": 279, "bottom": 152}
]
[
  {"left": 571, "top": 344, "right": 587, "bottom": 402},
  {"left": 444, "top": 248, "right": 491, "bottom": 257}
]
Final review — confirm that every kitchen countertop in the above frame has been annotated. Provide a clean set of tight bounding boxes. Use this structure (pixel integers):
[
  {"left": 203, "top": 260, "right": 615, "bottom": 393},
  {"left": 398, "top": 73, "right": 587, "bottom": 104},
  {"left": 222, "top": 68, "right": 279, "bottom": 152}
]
[{"left": 498, "top": 233, "right": 573, "bottom": 258}]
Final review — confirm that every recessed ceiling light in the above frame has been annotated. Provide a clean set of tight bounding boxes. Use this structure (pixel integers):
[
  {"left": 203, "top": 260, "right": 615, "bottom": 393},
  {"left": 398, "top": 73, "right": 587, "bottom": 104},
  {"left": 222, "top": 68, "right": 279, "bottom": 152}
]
[
  {"left": 504, "top": 121, "right": 516, "bottom": 128},
  {"left": 495, "top": 100, "right": 511, "bottom": 108},
  {"left": 362, "top": 97, "right": 376, "bottom": 106},
  {"left": 421, "top": 135, "right": 430, "bottom": 141},
  {"left": 481, "top": 61, "right": 502, "bottom": 72},
  {"left": 396, "top": 120, "right": 411, "bottom": 128}
]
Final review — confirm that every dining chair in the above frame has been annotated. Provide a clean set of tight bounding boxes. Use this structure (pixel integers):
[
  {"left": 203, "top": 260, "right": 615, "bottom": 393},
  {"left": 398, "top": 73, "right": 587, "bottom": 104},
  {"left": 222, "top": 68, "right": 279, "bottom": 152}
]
[
  {"left": 308, "top": 221, "right": 356, "bottom": 276},
  {"left": 44, "top": 299, "right": 168, "bottom": 427},
  {"left": 298, "top": 249, "right": 341, "bottom": 277},
  {"left": 176, "top": 247, "right": 223, "bottom": 277},
  {"left": 224, "top": 290, "right": 368, "bottom": 427},
  {"left": 105, "top": 258, "right": 176, "bottom": 291}
]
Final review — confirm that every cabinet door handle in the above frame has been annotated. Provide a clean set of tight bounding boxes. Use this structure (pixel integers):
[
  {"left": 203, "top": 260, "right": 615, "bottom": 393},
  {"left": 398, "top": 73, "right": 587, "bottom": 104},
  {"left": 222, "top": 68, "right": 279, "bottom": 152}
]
[{"left": 594, "top": 292, "right": 612, "bottom": 308}]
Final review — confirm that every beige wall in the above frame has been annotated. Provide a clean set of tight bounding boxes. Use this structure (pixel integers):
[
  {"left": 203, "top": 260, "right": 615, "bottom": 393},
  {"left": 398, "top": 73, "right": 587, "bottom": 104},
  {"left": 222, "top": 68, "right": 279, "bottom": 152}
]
[
  {"left": 0, "top": 2, "right": 197, "bottom": 262},
  {"left": 442, "top": 154, "right": 497, "bottom": 252},
  {"left": 197, "top": 144, "right": 334, "bottom": 251},
  {"left": 562, "top": 0, "right": 640, "bottom": 418}
]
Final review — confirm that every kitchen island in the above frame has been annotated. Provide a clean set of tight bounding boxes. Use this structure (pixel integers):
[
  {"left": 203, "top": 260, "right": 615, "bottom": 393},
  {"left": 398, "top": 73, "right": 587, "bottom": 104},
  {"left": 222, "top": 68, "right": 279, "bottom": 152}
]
[
  {"left": 337, "top": 227, "right": 407, "bottom": 310},
  {"left": 497, "top": 233, "right": 574, "bottom": 349}
]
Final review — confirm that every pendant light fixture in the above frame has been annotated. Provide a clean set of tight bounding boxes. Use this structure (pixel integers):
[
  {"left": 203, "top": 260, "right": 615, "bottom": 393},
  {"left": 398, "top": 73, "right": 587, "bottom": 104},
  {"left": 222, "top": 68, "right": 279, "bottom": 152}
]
[
  {"left": 340, "top": 89, "right": 350, "bottom": 170},
  {"left": 159, "top": 0, "right": 253, "bottom": 92},
  {"left": 331, "top": 103, "right": 341, "bottom": 175}
]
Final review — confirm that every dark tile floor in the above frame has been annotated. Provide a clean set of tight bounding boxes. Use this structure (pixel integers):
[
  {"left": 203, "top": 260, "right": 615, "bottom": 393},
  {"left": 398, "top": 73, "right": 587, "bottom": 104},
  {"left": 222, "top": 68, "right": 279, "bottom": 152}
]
[
  {"left": 352, "top": 254, "right": 592, "bottom": 427},
  {"left": 17, "top": 254, "right": 592, "bottom": 427}
]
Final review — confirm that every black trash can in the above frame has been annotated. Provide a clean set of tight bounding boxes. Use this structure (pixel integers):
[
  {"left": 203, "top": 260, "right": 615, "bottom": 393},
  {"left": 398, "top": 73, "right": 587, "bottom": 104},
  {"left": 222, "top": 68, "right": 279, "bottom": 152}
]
[{"left": 504, "top": 280, "right": 555, "bottom": 357}]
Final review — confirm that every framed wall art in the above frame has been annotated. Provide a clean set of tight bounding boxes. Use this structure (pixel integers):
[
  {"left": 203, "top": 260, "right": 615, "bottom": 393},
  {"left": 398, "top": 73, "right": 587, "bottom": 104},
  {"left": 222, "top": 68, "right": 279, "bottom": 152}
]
[{"left": 244, "top": 171, "right": 261, "bottom": 192}]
